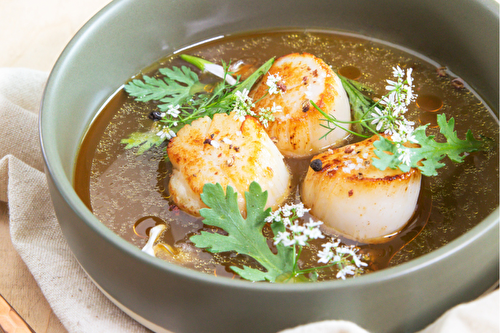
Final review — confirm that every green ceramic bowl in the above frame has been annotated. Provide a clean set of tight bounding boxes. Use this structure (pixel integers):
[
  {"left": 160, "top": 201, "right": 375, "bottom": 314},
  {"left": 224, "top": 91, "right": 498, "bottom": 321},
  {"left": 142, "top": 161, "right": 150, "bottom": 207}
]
[{"left": 40, "top": 0, "right": 499, "bottom": 332}]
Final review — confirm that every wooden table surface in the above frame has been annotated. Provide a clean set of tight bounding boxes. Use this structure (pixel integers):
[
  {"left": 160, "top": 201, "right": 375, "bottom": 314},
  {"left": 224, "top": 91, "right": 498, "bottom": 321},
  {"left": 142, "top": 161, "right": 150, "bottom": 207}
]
[{"left": 0, "top": 1, "right": 111, "bottom": 331}]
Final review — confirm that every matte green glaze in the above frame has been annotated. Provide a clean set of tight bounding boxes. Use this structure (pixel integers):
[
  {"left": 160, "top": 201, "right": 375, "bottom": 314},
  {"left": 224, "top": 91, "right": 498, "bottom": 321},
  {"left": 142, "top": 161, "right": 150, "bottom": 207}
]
[{"left": 40, "top": 0, "right": 499, "bottom": 332}]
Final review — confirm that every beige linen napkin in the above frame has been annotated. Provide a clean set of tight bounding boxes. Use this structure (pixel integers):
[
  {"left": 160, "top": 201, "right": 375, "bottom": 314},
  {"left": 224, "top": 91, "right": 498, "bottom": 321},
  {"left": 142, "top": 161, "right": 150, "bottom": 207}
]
[
  {"left": 0, "top": 67, "right": 498, "bottom": 333},
  {"left": 0, "top": 67, "right": 150, "bottom": 333}
]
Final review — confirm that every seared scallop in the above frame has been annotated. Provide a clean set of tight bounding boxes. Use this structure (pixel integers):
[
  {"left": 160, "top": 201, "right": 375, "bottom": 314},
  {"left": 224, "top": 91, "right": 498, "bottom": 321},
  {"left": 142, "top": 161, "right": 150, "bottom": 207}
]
[
  {"left": 167, "top": 112, "right": 291, "bottom": 216},
  {"left": 300, "top": 135, "right": 422, "bottom": 243},
  {"left": 249, "top": 53, "right": 351, "bottom": 158}
]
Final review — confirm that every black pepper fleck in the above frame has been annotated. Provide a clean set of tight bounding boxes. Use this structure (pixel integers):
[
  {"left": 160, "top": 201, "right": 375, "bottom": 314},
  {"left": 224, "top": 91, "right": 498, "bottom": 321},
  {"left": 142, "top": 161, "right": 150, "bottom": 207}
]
[
  {"left": 277, "top": 82, "right": 287, "bottom": 92},
  {"left": 310, "top": 159, "right": 323, "bottom": 171},
  {"left": 302, "top": 100, "right": 310, "bottom": 112},
  {"left": 148, "top": 111, "right": 162, "bottom": 121}
]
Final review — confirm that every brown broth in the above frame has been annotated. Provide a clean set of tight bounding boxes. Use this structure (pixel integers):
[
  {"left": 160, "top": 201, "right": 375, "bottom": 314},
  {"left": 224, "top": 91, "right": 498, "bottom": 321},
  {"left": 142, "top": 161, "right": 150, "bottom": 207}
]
[{"left": 74, "top": 30, "right": 499, "bottom": 281}]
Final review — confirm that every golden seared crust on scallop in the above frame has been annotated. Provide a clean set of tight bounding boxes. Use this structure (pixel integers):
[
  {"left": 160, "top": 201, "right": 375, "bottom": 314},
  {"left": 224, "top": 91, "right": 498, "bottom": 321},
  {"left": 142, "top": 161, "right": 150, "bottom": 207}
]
[
  {"left": 300, "top": 135, "right": 422, "bottom": 243},
  {"left": 250, "top": 53, "right": 351, "bottom": 158},
  {"left": 167, "top": 112, "right": 291, "bottom": 217}
]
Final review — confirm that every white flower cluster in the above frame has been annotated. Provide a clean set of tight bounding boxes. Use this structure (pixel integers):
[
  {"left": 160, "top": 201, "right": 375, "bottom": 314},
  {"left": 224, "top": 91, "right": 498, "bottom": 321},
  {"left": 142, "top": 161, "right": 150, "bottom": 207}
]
[
  {"left": 232, "top": 74, "right": 285, "bottom": 127},
  {"left": 258, "top": 102, "right": 281, "bottom": 128},
  {"left": 156, "top": 104, "right": 181, "bottom": 139},
  {"left": 232, "top": 88, "right": 256, "bottom": 122},
  {"left": 266, "top": 73, "right": 283, "bottom": 95},
  {"left": 369, "top": 66, "right": 418, "bottom": 166},
  {"left": 317, "top": 240, "right": 368, "bottom": 280},
  {"left": 267, "top": 203, "right": 324, "bottom": 247}
]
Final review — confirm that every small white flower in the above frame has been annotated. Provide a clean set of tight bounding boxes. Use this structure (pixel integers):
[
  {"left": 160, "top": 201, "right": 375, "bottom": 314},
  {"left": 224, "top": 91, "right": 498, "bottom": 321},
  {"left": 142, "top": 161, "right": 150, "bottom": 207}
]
[
  {"left": 273, "top": 231, "right": 291, "bottom": 245},
  {"left": 304, "top": 227, "right": 324, "bottom": 240},
  {"left": 156, "top": 126, "right": 176, "bottom": 140},
  {"left": 295, "top": 205, "right": 309, "bottom": 218},
  {"left": 281, "top": 205, "right": 293, "bottom": 217},
  {"left": 304, "top": 218, "right": 322, "bottom": 229},
  {"left": 166, "top": 105, "right": 181, "bottom": 118},
  {"left": 396, "top": 146, "right": 412, "bottom": 166},
  {"left": 336, "top": 265, "right": 356, "bottom": 280},
  {"left": 294, "top": 234, "right": 309, "bottom": 246},
  {"left": 282, "top": 237, "right": 297, "bottom": 247},
  {"left": 406, "top": 68, "right": 414, "bottom": 87},
  {"left": 391, "top": 132, "right": 403, "bottom": 143},
  {"left": 317, "top": 248, "right": 333, "bottom": 264},
  {"left": 392, "top": 66, "right": 404, "bottom": 78},
  {"left": 266, "top": 73, "right": 283, "bottom": 95},
  {"left": 289, "top": 222, "right": 305, "bottom": 234},
  {"left": 385, "top": 79, "right": 400, "bottom": 92},
  {"left": 380, "top": 91, "right": 397, "bottom": 106},
  {"left": 371, "top": 107, "right": 390, "bottom": 132}
]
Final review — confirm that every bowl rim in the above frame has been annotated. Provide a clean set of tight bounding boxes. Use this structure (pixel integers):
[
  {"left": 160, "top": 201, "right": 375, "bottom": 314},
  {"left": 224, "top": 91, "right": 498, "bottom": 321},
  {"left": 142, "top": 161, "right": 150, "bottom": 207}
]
[{"left": 39, "top": 0, "right": 500, "bottom": 292}]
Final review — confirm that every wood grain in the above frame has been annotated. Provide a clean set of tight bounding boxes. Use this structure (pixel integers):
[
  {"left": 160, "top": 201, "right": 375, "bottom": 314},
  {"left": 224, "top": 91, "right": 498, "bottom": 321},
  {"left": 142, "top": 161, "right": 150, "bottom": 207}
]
[
  {"left": 0, "top": 292, "right": 35, "bottom": 333},
  {"left": 0, "top": 203, "right": 66, "bottom": 333}
]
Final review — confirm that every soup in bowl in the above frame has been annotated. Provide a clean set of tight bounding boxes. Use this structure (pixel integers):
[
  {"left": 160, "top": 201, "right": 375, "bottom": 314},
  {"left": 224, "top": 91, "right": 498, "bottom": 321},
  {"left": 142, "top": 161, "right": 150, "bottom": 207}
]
[{"left": 40, "top": 0, "right": 499, "bottom": 332}]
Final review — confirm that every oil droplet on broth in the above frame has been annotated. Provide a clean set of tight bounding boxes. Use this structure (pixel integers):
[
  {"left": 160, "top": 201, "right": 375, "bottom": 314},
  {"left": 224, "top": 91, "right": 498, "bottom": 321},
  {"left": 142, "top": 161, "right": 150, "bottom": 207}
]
[
  {"left": 338, "top": 65, "right": 362, "bottom": 80},
  {"left": 134, "top": 216, "right": 166, "bottom": 238},
  {"left": 418, "top": 111, "right": 439, "bottom": 128},
  {"left": 416, "top": 94, "right": 443, "bottom": 112}
]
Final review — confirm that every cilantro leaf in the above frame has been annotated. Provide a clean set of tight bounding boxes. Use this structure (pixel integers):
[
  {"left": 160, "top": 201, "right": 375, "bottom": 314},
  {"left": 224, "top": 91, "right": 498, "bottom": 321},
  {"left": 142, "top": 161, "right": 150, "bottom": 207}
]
[
  {"left": 120, "top": 131, "right": 164, "bottom": 155},
  {"left": 190, "top": 182, "right": 293, "bottom": 282},
  {"left": 373, "top": 114, "right": 485, "bottom": 176},
  {"left": 125, "top": 66, "right": 205, "bottom": 107}
]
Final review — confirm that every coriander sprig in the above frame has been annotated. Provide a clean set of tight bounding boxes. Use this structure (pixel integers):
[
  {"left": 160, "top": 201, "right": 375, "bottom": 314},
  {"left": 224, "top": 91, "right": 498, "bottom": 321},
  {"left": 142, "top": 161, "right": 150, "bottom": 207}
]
[
  {"left": 190, "top": 182, "right": 294, "bottom": 282},
  {"left": 318, "top": 66, "right": 487, "bottom": 176},
  {"left": 267, "top": 202, "right": 367, "bottom": 282},
  {"left": 121, "top": 55, "right": 275, "bottom": 154},
  {"left": 190, "top": 182, "right": 368, "bottom": 283},
  {"left": 372, "top": 114, "right": 485, "bottom": 176}
]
